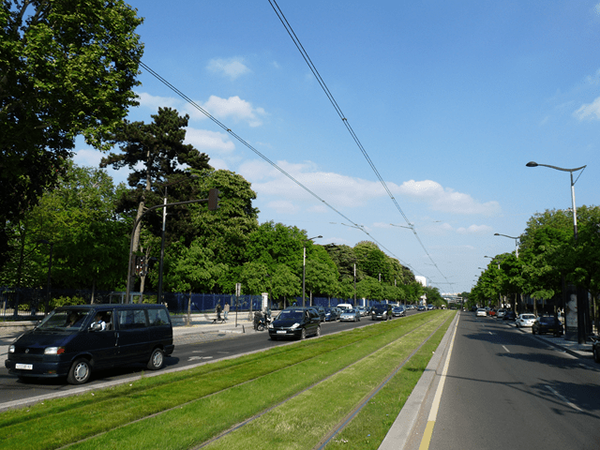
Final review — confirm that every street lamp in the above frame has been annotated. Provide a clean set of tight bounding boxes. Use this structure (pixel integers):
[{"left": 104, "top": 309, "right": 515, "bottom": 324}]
[
  {"left": 526, "top": 160, "right": 587, "bottom": 343},
  {"left": 302, "top": 235, "right": 322, "bottom": 307},
  {"left": 526, "top": 161, "right": 586, "bottom": 239},
  {"left": 494, "top": 233, "right": 520, "bottom": 258},
  {"left": 157, "top": 175, "right": 198, "bottom": 305},
  {"left": 126, "top": 193, "right": 219, "bottom": 303}
]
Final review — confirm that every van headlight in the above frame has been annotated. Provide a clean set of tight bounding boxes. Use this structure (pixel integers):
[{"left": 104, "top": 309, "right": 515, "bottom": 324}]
[
  {"left": 9, "top": 345, "right": 15, "bottom": 354},
  {"left": 44, "top": 347, "right": 65, "bottom": 355}
]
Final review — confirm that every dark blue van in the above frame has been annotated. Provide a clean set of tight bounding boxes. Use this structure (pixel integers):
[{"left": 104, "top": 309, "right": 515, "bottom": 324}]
[{"left": 5, "top": 304, "right": 174, "bottom": 384}]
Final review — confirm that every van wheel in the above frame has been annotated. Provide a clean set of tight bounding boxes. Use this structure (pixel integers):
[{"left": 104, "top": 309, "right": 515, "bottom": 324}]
[
  {"left": 147, "top": 348, "right": 164, "bottom": 370},
  {"left": 67, "top": 358, "right": 91, "bottom": 385},
  {"left": 316, "top": 325, "right": 321, "bottom": 337}
]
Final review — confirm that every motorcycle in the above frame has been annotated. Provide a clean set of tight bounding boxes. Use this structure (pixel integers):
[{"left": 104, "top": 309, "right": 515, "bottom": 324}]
[{"left": 254, "top": 312, "right": 272, "bottom": 331}]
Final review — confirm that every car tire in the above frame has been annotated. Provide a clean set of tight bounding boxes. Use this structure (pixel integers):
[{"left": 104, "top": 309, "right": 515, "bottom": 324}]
[
  {"left": 315, "top": 325, "right": 321, "bottom": 337},
  {"left": 532, "top": 328, "right": 536, "bottom": 335},
  {"left": 67, "top": 358, "right": 91, "bottom": 385},
  {"left": 300, "top": 327, "right": 307, "bottom": 340},
  {"left": 147, "top": 348, "right": 164, "bottom": 370}
]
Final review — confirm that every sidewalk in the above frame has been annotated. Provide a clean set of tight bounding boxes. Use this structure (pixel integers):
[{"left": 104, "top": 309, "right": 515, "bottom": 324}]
[{"left": 171, "top": 313, "right": 259, "bottom": 345}]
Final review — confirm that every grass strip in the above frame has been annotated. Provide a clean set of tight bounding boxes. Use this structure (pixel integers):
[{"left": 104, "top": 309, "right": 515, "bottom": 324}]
[
  {"left": 199, "top": 311, "right": 453, "bottom": 449},
  {"left": 0, "top": 311, "right": 446, "bottom": 450},
  {"left": 324, "top": 315, "right": 453, "bottom": 449}
]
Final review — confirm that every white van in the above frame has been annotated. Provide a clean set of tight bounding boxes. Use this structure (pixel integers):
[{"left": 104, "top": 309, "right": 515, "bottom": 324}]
[{"left": 336, "top": 303, "right": 353, "bottom": 311}]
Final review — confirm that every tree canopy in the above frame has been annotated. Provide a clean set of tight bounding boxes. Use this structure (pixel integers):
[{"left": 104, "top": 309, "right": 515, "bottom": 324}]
[{"left": 1, "top": 0, "right": 144, "bottom": 265}]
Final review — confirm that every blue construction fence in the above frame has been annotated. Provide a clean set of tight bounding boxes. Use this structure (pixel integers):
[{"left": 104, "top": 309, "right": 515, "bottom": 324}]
[{"left": 1, "top": 287, "right": 379, "bottom": 318}]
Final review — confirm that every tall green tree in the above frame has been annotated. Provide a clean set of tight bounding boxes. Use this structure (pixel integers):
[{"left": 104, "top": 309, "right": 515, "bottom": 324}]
[
  {"left": 1, "top": 0, "right": 144, "bottom": 265},
  {"left": 1, "top": 160, "right": 128, "bottom": 293}
]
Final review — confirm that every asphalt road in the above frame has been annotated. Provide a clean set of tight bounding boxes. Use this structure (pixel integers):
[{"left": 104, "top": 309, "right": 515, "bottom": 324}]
[
  {"left": 416, "top": 312, "right": 600, "bottom": 450},
  {"left": 0, "top": 312, "right": 388, "bottom": 410}
]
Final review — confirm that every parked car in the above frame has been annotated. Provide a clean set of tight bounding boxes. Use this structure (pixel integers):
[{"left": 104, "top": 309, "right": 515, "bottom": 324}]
[
  {"left": 592, "top": 335, "right": 600, "bottom": 363},
  {"left": 488, "top": 309, "right": 497, "bottom": 317},
  {"left": 532, "top": 315, "right": 563, "bottom": 336},
  {"left": 503, "top": 311, "right": 517, "bottom": 321},
  {"left": 324, "top": 307, "right": 341, "bottom": 322},
  {"left": 5, "top": 304, "right": 174, "bottom": 385},
  {"left": 476, "top": 308, "right": 487, "bottom": 317},
  {"left": 357, "top": 306, "right": 367, "bottom": 316},
  {"left": 371, "top": 304, "right": 392, "bottom": 320},
  {"left": 392, "top": 306, "right": 406, "bottom": 317},
  {"left": 268, "top": 307, "right": 321, "bottom": 340},
  {"left": 496, "top": 309, "right": 506, "bottom": 319},
  {"left": 339, "top": 309, "right": 361, "bottom": 322},
  {"left": 417, "top": 305, "right": 426, "bottom": 312},
  {"left": 516, "top": 314, "right": 537, "bottom": 328},
  {"left": 312, "top": 306, "right": 326, "bottom": 322}
]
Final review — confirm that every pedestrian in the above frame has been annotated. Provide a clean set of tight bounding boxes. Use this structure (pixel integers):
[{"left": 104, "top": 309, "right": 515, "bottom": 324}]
[
  {"left": 223, "top": 302, "right": 230, "bottom": 321},
  {"left": 216, "top": 302, "right": 222, "bottom": 322}
]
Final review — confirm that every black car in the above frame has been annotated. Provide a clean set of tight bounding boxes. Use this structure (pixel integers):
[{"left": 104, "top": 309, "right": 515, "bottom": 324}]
[
  {"left": 503, "top": 311, "right": 517, "bottom": 321},
  {"left": 532, "top": 315, "right": 564, "bottom": 336},
  {"left": 370, "top": 304, "right": 391, "bottom": 321},
  {"left": 324, "top": 307, "right": 340, "bottom": 321},
  {"left": 268, "top": 307, "right": 321, "bottom": 340}
]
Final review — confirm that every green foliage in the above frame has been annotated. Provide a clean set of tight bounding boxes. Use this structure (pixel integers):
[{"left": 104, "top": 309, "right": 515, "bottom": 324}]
[
  {"left": 51, "top": 296, "right": 87, "bottom": 308},
  {"left": 0, "top": 0, "right": 144, "bottom": 265}
]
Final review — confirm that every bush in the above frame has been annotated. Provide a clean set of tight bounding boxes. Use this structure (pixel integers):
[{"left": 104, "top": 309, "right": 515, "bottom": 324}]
[{"left": 51, "top": 296, "right": 87, "bottom": 309}]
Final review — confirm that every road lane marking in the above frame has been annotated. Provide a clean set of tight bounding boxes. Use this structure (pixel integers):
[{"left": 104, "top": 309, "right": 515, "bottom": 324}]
[
  {"left": 545, "top": 385, "right": 582, "bottom": 412},
  {"left": 502, "top": 345, "right": 510, "bottom": 353},
  {"left": 419, "top": 316, "right": 459, "bottom": 450}
]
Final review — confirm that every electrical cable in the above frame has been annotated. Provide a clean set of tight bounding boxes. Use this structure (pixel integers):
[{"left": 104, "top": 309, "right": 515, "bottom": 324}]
[{"left": 268, "top": 0, "right": 452, "bottom": 288}]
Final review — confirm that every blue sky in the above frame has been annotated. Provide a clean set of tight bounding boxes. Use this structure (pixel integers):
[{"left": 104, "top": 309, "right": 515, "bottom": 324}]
[{"left": 74, "top": 1, "right": 600, "bottom": 294}]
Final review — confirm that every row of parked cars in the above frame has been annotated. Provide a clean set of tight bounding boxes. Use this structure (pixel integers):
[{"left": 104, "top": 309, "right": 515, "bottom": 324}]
[
  {"left": 475, "top": 307, "right": 564, "bottom": 336},
  {"left": 267, "top": 303, "right": 410, "bottom": 341}
]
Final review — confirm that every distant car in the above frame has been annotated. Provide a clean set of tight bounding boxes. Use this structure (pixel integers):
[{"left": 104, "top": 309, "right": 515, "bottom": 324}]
[
  {"left": 392, "top": 306, "right": 405, "bottom": 317},
  {"left": 339, "top": 309, "right": 361, "bottom": 322},
  {"left": 496, "top": 309, "right": 506, "bottom": 319},
  {"left": 417, "top": 305, "right": 426, "bottom": 312},
  {"left": 503, "top": 311, "right": 517, "bottom": 321},
  {"left": 476, "top": 308, "right": 487, "bottom": 317},
  {"left": 427, "top": 304, "right": 434, "bottom": 310},
  {"left": 357, "top": 306, "right": 367, "bottom": 316},
  {"left": 516, "top": 314, "right": 537, "bottom": 328},
  {"left": 532, "top": 315, "right": 563, "bottom": 336},
  {"left": 488, "top": 309, "right": 497, "bottom": 317}
]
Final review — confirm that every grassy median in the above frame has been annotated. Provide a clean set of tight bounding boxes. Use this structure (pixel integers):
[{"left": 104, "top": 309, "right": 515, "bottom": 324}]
[{"left": 0, "top": 310, "right": 454, "bottom": 450}]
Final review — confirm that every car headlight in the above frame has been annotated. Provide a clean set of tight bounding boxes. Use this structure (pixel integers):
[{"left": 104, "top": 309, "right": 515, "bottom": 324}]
[
  {"left": 290, "top": 323, "right": 300, "bottom": 330},
  {"left": 44, "top": 346, "right": 65, "bottom": 355},
  {"left": 9, "top": 345, "right": 15, "bottom": 354}
]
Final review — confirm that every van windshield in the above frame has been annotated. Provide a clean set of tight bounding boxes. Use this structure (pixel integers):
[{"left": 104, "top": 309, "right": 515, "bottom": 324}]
[{"left": 38, "top": 309, "right": 92, "bottom": 331}]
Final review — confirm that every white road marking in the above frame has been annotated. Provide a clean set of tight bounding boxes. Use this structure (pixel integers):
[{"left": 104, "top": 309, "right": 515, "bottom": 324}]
[{"left": 545, "top": 385, "right": 582, "bottom": 412}]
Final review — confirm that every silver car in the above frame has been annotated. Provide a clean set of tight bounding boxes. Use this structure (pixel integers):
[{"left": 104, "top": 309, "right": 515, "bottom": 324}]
[
  {"left": 516, "top": 313, "right": 537, "bottom": 328},
  {"left": 339, "top": 309, "right": 361, "bottom": 322}
]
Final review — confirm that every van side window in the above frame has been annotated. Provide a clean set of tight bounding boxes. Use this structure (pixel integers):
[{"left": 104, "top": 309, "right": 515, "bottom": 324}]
[
  {"left": 148, "top": 309, "right": 169, "bottom": 326},
  {"left": 118, "top": 309, "right": 148, "bottom": 330}
]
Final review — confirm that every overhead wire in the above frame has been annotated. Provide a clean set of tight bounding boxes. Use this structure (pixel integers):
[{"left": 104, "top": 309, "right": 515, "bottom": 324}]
[
  {"left": 137, "top": 61, "right": 433, "bottom": 280},
  {"left": 268, "top": 0, "right": 452, "bottom": 288}
]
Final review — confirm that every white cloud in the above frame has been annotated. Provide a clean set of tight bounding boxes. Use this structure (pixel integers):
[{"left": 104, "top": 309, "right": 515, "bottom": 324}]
[
  {"left": 207, "top": 57, "right": 251, "bottom": 80},
  {"left": 192, "top": 95, "right": 266, "bottom": 127},
  {"left": 456, "top": 224, "right": 494, "bottom": 235},
  {"left": 239, "top": 160, "right": 390, "bottom": 209},
  {"left": 136, "top": 92, "right": 266, "bottom": 128},
  {"left": 397, "top": 180, "right": 501, "bottom": 216},
  {"left": 185, "top": 128, "right": 235, "bottom": 154},
  {"left": 267, "top": 200, "right": 301, "bottom": 214},
  {"left": 73, "top": 148, "right": 103, "bottom": 167},
  {"left": 573, "top": 96, "right": 600, "bottom": 120}
]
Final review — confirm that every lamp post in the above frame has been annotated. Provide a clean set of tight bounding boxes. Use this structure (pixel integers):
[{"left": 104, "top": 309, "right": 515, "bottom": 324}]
[
  {"left": 157, "top": 176, "right": 198, "bottom": 305},
  {"left": 126, "top": 193, "right": 219, "bottom": 303},
  {"left": 526, "top": 161, "right": 588, "bottom": 343},
  {"left": 494, "top": 233, "right": 520, "bottom": 258},
  {"left": 302, "top": 235, "right": 322, "bottom": 307}
]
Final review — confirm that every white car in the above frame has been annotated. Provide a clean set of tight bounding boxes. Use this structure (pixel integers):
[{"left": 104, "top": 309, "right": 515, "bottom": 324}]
[
  {"left": 516, "top": 314, "right": 537, "bottom": 328},
  {"left": 476, "top": 308, "right": 487, "bottom": 317},
  {"left": 339, "top": 309, "right": 361, "bottom": 322}
]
